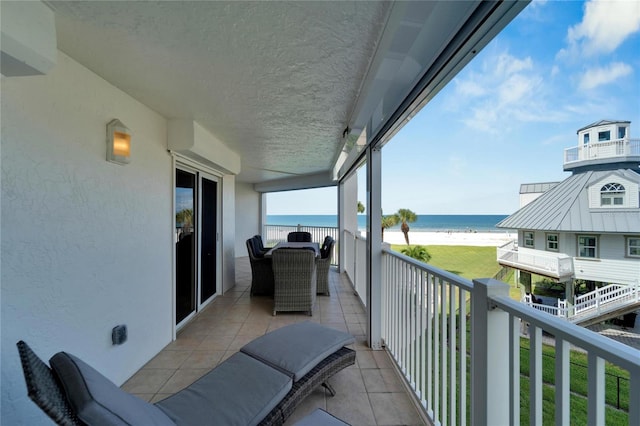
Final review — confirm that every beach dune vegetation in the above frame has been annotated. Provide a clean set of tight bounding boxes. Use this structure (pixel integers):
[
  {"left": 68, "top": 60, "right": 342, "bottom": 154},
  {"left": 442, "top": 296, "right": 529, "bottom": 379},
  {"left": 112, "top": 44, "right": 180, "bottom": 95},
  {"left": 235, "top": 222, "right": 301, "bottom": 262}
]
[{"left": 401, "top": 245, "right": 432, "bottom": 263}]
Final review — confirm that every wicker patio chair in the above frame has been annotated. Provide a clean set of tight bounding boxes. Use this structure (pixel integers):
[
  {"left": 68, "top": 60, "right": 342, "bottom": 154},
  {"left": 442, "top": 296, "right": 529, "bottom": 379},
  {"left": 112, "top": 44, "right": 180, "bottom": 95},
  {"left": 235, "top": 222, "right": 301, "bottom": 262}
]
[
  {"left": 316, "top": 237, "right": 334, "bottom": 295},
  {"left": 287, "top": 231, "right": 312, "bottom": 242},
  {"left": 272, "top": 248, "right": 317, "bottom": 315},
  {"left": 253, "top": 234, "right": 270, "bottom": 255},
  {"left": 246, "top": 237, "right": 275, "bottom": 296}
]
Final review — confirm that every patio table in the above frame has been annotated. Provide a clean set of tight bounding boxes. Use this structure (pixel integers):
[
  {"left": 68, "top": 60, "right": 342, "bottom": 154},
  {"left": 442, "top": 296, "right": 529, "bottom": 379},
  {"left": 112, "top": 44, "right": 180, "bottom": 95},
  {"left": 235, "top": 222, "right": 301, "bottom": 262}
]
[{"left": 265, "top": 242, "right": 320, "bottom": 258}]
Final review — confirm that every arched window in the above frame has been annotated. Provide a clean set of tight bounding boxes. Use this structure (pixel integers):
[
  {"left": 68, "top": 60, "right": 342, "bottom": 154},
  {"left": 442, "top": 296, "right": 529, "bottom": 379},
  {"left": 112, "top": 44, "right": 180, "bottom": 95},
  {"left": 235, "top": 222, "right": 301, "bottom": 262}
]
[{"left": 600, "top": 183, "right": 625, "bottom": 206}]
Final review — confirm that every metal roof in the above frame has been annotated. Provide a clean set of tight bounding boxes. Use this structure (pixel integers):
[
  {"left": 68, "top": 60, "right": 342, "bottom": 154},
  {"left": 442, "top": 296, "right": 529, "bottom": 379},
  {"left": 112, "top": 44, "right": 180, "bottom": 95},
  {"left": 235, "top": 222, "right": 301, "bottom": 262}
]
[
  {"left": 519, "top": 182, "right": 560, "bottom": 194},
  {"left": 498, "top": 169, "right": 640, "bottom": 233},
  {"left": 576, "top": 119, "right": 631, "bottom": 134}
]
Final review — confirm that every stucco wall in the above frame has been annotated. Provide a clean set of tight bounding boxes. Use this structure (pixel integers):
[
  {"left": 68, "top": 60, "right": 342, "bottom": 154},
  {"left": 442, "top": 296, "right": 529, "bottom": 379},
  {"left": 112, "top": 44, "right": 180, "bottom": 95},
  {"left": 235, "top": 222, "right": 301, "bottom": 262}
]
[
  {"left": 235, "top": 182, "right": 261, "bottom": 256},
  {"left": 1, "top": 52, "right": 172, "bottom": 424}
]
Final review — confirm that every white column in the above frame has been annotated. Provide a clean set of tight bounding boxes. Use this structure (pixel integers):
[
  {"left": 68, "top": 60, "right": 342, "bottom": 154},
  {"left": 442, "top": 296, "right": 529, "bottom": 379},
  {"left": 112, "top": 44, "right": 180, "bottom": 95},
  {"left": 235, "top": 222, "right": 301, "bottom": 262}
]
[
  {"left": 471, "top": 278, "right": 511, "bottom": 426},
  {"left": 367, "top": 146, "right": 383, "bottom": 349}
]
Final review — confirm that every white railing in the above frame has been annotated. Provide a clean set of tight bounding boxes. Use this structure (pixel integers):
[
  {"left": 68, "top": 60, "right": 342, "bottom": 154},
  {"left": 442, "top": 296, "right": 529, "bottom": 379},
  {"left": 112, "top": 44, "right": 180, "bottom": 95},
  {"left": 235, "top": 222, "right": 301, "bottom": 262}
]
[
  {"left": 564, "top": 137, "right": 640, "bottom": 165},
  {"left": 521, "top": 284, "right": 640, "bottom": 324},
  {"left": 379, "top": 249, "right": 640, "bottom": 425},
  {"left": 264, "top": 224, "right": 339, "bottom": 265},
  {"left": 497, "top": 242, "right": 573, "bottom": 278},
  {"left": 491, "top": 288, "right": 640, "bottom": 426},
  {"left": 522, "top": 294, "right": 569, "bottom": 318},
  {"left": 573, "top": 283, "right": 640, "bottom": 319},
  {"left": 341, "top": 229, "right": 367, "bottom": 306},
  {"left": 382, "top": 249, "right": 473, "bottom": 425}
]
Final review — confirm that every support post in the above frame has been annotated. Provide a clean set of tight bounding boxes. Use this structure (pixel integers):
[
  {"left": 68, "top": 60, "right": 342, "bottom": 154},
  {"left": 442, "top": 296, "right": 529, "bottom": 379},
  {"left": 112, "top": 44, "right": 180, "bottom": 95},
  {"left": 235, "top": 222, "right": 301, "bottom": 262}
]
[
  {"left": 366, "top": 146, "right": 383, "bottom": 349},
  {"left": 471, "top": 278, "right": 511, "bottom": 426}
]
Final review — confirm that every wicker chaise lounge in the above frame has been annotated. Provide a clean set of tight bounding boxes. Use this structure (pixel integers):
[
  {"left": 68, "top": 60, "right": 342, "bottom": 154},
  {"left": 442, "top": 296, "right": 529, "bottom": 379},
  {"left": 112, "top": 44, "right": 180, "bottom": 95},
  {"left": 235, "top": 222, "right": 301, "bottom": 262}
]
[{"left": 17, "top": 322, "right": 355, "bottom": 426}]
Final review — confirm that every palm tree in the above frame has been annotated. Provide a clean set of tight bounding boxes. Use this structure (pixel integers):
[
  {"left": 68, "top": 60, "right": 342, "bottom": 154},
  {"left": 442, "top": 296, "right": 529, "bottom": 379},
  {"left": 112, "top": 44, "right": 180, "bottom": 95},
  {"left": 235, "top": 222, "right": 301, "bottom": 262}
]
[
  {"left": 381, "top": 214, "right": 398, "bottom": 240},
  {"left": 357, "top": 201, "right": 365, "bottom": 214},
  {"left": 176, "top": 208, "right": 193, "bottom": 228},
  {"left": 394, "top": 208, "right": 417, "bottom": 245},
  {"left": 401, "top": 245, "right": 431, "bottom": 263}
]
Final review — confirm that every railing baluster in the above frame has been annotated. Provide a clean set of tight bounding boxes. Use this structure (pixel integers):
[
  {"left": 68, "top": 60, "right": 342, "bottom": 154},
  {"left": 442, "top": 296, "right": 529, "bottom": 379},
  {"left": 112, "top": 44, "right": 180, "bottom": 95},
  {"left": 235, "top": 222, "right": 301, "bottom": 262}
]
[
  {"left": 459, "top": 287, "right": 467, "bottom": 426},
  {"left": 449, "top": 282, "right": 456, "bottom": 426},
  {"left": 509, "top": 315, "right": 520, "bottom": 426},
  {"left": 426, "top": 273, "right": 435, "bottom": 418},
  {"left": 441, "top": 279, "right": 448, "bottom": 425},
  {"left": 434, "top": 277, "right": 440, "bottom": 422},
  {"left": 555, "top": 339, "right": 570, "bottom": 426},
  {"left": 587, "top": 354, "right": 605, "bottom": 425},
  {"left": 530, "top": 325, "right": 542, "bottom": 426}
]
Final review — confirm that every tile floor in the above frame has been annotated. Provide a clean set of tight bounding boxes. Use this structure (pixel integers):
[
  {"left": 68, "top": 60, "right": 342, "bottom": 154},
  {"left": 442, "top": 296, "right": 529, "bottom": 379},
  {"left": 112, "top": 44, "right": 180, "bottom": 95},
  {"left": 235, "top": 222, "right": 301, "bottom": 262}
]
[{"left": 122, "top": 258, "right": 426, "bottom": 425}]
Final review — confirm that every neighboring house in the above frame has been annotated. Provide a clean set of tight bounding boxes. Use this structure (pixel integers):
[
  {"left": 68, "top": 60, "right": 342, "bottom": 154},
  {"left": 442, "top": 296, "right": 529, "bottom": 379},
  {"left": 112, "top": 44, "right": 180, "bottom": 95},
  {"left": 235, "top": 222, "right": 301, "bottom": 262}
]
[
  {"left": 497, "top": 120, "right": 640, "bottom": 302},
  {"left": 518, "top": 181, "right": 559, "bottom": 207}
]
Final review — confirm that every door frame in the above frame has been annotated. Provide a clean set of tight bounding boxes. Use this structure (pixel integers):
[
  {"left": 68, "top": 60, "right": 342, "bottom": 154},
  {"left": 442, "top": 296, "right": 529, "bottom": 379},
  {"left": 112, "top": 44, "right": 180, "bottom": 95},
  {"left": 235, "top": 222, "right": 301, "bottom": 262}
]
[
  {"left": 197, "top": 171, "right": 222, "bottom": 312},
  {"left": 172, "top": 155, "right": 223, "bottom": 335}
]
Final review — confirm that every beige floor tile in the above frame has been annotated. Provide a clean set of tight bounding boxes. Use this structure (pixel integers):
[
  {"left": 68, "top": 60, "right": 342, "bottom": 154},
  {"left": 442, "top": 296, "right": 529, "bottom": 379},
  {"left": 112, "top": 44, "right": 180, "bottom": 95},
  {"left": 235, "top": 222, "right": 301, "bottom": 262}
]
[
  {"left": 361, "top": 368, "right": 405, "bottom": 393},
  {"left": 326, "top": 392, "right": 376, "bottom": 426},
  {"left": 158, "top": 369, "right": 209, "bottom": 394},
  {"left": 144, "top": 350, "right": 192, "bottom": 369},
  {"left": 198, "top": 334, "right": 234, "bottom": 351},
  {"left": 182, "top": 350, "right": 225, "bottom": 369},
  {"left": 121, "top": 369, "right": 174, "bottom": 394},
  {"left": 368, "top": 392, "right": 425, "bottom": 425}
]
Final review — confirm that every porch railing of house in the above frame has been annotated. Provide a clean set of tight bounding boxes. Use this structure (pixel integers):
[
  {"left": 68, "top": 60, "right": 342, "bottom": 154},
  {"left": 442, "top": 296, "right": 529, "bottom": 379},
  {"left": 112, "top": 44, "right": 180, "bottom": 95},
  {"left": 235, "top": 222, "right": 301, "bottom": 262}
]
[
  {"left": 375, "top": 247, "right": 639, "bottom": 425},
  {"left": 497, "top": 241, "right": 573, "bottom": 278},
  {"left": 263, "top": 224, "right": 339, "bottom": 265},
  {"left": 572, "top": 283, "right": 640, "bottom": 319},
  {"left": 564, "top": 137, "right": 640, "bottom": 165}
]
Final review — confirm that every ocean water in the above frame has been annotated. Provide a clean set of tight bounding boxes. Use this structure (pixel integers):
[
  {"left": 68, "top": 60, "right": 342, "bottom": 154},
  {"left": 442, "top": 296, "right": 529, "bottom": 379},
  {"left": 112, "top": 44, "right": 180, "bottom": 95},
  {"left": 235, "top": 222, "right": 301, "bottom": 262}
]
[{"left": 267, "top": 214, "right": 510, "bottom": 232}]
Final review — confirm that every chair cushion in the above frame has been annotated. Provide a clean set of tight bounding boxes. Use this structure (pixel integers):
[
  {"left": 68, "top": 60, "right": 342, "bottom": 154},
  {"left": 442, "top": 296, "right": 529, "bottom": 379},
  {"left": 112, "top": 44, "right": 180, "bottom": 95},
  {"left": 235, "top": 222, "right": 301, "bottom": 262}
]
[
  {"left": 240, "top": 322, "right": 355, "bottom": 381},
  {"left": 50, "top": 351, "right": 175, "bottom": 426},
  {"left": 156, "top": 352, "right": 292, "bottom": 426}
]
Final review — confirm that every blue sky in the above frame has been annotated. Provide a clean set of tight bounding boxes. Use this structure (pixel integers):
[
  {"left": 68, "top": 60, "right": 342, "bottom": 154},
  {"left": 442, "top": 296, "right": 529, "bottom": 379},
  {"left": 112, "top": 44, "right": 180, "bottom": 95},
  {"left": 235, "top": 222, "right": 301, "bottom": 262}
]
[{"left": 268, "top": 0, "right": 640, "bottom": 216}]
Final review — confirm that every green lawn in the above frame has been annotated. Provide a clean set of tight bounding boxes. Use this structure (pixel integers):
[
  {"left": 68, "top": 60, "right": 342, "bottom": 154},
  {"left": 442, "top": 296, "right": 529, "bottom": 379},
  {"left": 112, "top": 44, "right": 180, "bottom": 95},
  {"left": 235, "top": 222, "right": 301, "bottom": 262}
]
[{"left": 389, "top": 244, "right": 522, "bottom": 300}]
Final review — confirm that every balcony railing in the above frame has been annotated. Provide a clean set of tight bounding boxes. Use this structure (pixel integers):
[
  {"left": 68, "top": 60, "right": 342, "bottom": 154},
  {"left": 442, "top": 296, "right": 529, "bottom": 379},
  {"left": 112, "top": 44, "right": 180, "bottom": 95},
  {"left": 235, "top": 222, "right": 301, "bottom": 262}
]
[
  {"left": 264, "top": 224, "right": 339, "bottom": 265},
  {"left": 367, "top": 247, "right": 640, "bottom": 425},
  {"left": 342, "top": 229, "right": 367, "bottom": 306},
  {"left": 564, "top": 137, "right": 640, "bottom": 169},
  {"left": 497, "top": 241, "right": 574, "bottom": 279}
]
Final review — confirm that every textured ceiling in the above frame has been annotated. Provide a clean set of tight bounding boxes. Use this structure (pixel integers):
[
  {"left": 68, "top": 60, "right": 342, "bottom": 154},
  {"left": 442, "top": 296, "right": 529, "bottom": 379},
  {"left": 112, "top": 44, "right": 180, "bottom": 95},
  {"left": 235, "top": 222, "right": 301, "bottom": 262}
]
[{"left": 48, "top": 1, "right": 392, "bottom": 183}]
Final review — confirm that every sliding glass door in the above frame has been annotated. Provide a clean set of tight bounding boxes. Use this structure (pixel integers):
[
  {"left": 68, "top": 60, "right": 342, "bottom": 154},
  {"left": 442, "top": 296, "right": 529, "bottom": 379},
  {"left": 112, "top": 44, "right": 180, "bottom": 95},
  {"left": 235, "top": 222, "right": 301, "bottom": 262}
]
[{"left": 175, "top": 167, "right": 220, "bottom": 327}]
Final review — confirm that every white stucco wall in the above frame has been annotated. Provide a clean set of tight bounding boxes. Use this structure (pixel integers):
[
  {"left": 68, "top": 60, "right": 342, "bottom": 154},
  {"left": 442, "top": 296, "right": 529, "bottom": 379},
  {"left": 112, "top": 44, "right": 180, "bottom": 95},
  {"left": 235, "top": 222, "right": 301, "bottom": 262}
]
[
  {"left": 235, "top": 182, "right": 261, "bottom": 256},
  {"left": 1, "top": 52, "right": 173, "bottom": 424}
]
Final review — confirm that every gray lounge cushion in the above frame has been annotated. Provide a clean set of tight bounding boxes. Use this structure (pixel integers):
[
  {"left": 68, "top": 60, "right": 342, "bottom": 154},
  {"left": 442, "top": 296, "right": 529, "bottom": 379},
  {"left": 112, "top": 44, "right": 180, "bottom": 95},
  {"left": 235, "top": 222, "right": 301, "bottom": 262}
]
[
  {"left": 240, "top": 321, "right": 355, "bottom": 381},
  {"left": 50, "top": 351, "right": 175, "bottom": 426},
  {"left": 156, "top": 352, "right": 292, "bottom": 426}
]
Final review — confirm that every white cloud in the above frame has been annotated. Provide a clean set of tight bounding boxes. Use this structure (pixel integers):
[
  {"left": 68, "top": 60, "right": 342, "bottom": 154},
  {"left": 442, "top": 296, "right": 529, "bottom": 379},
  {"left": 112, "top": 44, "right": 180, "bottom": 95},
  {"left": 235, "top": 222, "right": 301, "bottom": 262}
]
[
  {"left": 564, "top": 0, "right": 640, "bottom": 57},
  {"left": 579, "top": 62, "right": 633, "bottom": 89},
  {"left": 454, "top": 79, "right": 486, "bottom": 97},
  {"left": 454, "top": 50, "right": 546, "bottom": 132}
]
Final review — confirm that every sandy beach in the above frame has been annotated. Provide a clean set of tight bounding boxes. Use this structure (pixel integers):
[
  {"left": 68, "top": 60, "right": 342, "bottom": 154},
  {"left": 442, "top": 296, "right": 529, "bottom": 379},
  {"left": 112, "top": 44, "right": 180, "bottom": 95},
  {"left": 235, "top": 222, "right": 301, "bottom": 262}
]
[{"left": 382, "top": 230, "right": 515, "bottom": 247}]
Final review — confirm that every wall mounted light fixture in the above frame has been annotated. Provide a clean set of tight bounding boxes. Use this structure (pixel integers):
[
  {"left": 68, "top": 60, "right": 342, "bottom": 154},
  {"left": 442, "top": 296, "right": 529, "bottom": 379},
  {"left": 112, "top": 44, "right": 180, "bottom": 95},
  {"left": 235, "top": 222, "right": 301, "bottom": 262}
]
[{"left": 106, "top": 119, "right": 131, "bottom": 165}]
